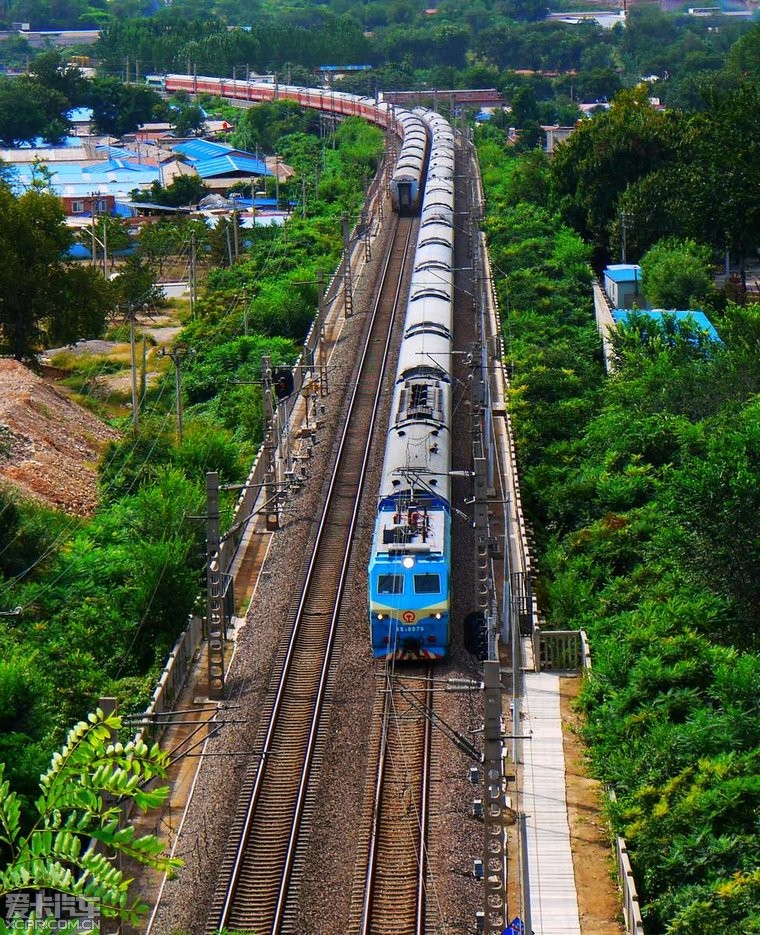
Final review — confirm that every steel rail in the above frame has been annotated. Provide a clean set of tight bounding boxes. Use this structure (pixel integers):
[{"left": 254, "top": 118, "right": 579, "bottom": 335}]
[
  {"left": 358, "top": 668, "right": 434, "bottom": 935},
  {"left": 214, "top": 215, "right": 416, "bottom": 935},
  {"left": 416, "top": 675, "right": 433, "bottom": 935},
  {"left": 270, "top": 216, "right": 417, "bottom": 934}
]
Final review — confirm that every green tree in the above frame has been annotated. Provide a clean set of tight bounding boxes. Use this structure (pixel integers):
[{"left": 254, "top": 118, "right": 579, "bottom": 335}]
[
  {"left": 639, "top": 237, "right": 715, "bottom": 309},
  {"left": 136, "top": 217, "right": 209, "bottom": 274},
  {"left": 0, "top": 78, "right": 71, "bottom": 146},
  {"left": 110, "top": 254, "right": 164, "bottom": 310},
  {"left": 231, "top": 100, "right": 319, "bottom": 154},
  {"left": 29, "top": 50, "right": 87, "bottom": 104},
  {"left": 510, "top": 85, "right": 539, "bottom": 126},
  {"left": 172, "top": 102, "right": 205, "bottom": 137},
  {"left": 550, "top": 85, "right": 681, "bottom": 248},
  {"left": 0, "top": 708, "right": 180, "bottom": 925},
  {"left": 502, "top": 0, "right": 547, "bottom": 23},
  {"left": 87, "top": 78, "right": 162, "bottom": 137},
  {"left": 78, "top": 215, "right": 130, "bottom": 271},
  {"left": 0, "top": 185, "right": 112, "bottom": 361},
  {"left": 132, "top": 175, "right": 209, "bottom": 208},
  {"left": 675, "top": 84, "right": 760, "bottom": 282}
]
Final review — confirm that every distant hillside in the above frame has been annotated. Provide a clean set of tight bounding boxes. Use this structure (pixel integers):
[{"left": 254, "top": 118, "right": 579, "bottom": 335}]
[{"left": 0, "top": 359, "right": 118, "bottom": 514}]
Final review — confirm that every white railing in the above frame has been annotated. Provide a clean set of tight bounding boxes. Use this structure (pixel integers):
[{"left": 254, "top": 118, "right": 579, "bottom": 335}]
[{"left": 616, "top": 837, "right": 646, "bottom": 934}]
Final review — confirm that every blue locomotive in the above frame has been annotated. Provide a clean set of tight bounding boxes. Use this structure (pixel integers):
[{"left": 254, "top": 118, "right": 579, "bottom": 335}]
[{"left": 369, "top": 108, "right": 456, "bottom": 661}]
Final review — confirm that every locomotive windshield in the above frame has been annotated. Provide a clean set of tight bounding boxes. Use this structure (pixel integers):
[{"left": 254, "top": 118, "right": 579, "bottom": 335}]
[
  {"left": 414, "top": 573, "right": 441, "bottom": 594},
  {"left": 377, "top": 574, "right": 404, "bottom": 594}
]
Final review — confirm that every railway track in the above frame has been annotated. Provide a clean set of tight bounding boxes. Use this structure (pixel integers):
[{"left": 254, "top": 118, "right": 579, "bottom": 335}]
[
  {"left": 349, "top": 667, "right": 433, "bottom": 935},
  {"left": 206, "top": 214, "right": 417, "bottom": 935}
]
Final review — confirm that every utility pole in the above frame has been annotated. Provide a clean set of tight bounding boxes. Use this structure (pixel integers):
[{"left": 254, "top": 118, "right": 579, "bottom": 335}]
[
  {"left": 363, "top": 206, "right": 371, "bottom": 263},
  {"left": 102, "top": 218, "right": 108, "bottom": 277},
  {"left": 120, "top": 303, "right": 143, "bottom": 435},
  {"left": 232, "top": 205, "right": 240, "bottom": 259},
  {"left": 316, "top": 270, "right": 328, "bottom": 396},
  {"left": 140, "top": 336, "right": 147, "bottom": 405},
  {"left": 482, "top": 659, "right": 510, "bottom": 935},
  {"left": 206, "top": 472, "right": 225, "bottom": 699},
  {"left": 157, "top": 343, "right": 192, "bottom": 443},
  {"left": 621, "top": 211, "right": 630, "bottom": 263},
  {"left": 90, "top": 194, "right": 97, "bottom": 267},
  {"left": 261, "top": 355, "right": 280, "bottom": 529},
  {"left": 342, "top": 213, "right": 353, "bottom": 317},
  {"left": 189, "top": 230, "right": 197, "bottom": 318},
  {"left": 274, "top": 153, "right": 280, "bottom": 211}
]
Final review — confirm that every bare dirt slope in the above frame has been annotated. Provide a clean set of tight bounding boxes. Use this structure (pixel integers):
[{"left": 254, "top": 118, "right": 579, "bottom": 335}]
[{"left": 0, "top": 359, "right": 119, "bottom": 514}]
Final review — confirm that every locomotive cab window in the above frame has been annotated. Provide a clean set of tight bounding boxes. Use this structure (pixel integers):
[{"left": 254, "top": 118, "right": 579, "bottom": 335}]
[
  {"left": 378, "top": 574, "right": 404, "bottom": 594},
  {"left": 414, "top": 573, "right": 441, "bottom": 594},
  {"left": 397, "top": 182, "right": 413, "bottom": 209}
]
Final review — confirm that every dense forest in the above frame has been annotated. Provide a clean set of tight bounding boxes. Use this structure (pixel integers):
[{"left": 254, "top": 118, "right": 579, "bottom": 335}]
[
  {"left": 1, "top": 0, "right": 760, "bottom": 928},
  {"left": 0, "top": 0, "right": 758, "bottom": 135},
  {"left": 477, "top": 73, "right": 760, "bottom": 932}
]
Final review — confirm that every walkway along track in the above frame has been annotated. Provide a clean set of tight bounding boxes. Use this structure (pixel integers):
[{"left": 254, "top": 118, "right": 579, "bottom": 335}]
[
  {"left": 206, "top": 215, "right": 417, "bottom": 935},
  {"left": 349, "top": 667, "right": 433, "bottom": 935}
]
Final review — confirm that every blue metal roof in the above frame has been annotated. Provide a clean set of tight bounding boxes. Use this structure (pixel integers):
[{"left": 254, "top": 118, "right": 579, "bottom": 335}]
[
  {"left": 67, "top": 107, "right": 93, "bottom": 122},
  {"left": 9, "top": 159, "right": 159, "bottom": 199},
  {"left": 95, "top": 143, "right": 134, "bottom": 159},
  {"left": 605, "top": 264, "right": 642, "bottom": 283},
  {"left": 20, "top": 135, "right": 82, "bottom": 149},
  {"left": 194, "top": 153, "right": 272, "bottom": 179},
  {"left": 172, "top": 140, "right": 271, "bottom": 175},
  {"left": 612, "top": 309, "right": 720, "bottom": 343},
  {"left": 89, "top": 158, "right": 152, "bottom": 174},
  {"left": 232, "top": 197, "right": 281, "bottom": 208},
  {"left": 172, "top": 139, "right": 233, "bottom": 161}
]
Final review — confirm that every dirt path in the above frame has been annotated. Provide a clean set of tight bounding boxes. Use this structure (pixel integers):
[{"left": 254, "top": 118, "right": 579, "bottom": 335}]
[{"left": 561, "top": 677, "right": 625, "bottom": 934}]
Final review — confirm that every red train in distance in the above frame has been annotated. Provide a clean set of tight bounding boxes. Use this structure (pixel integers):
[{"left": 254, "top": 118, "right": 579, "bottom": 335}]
[
  {"left": 164, "top": 74, "right": 434, "bottom": 213},
  {"left": 164, "top": 74, "right": 397, "bottom": 132}
]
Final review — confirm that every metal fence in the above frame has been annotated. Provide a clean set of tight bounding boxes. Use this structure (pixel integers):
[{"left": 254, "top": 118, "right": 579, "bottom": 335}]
[
  {"left": 534, "top": 628, "right": 585, "bottom": 671},
  {"left": 139, "top": 614, "right": 204, "bottom": 740},
  {"left": 581, "top": 653, "right": 645, "bottom": 935},
  {"left": 136, "top": 161, "right": 389, "bottom": 737}
]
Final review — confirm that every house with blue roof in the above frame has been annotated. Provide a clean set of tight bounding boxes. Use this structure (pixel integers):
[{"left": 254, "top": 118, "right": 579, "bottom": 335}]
[
  {"left": 171, "top": 139, "right": 273, "bottom": 190},
  {"left": 594, "top": 264, "right": 720, "bottom": 370},
  {"left": 9, "top": 158, "right": 161, "bottom": 211},
  {"left": 603, "top": 264, "right": 645, "bottom": 310},
  {"left": 611, "top": 309, "right": 721, "bottom": 344}
]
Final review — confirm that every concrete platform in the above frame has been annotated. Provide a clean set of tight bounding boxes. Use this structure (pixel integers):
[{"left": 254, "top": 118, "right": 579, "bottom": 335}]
[{"left": 522, "top": 671, "right": 581, "bottom": 935}]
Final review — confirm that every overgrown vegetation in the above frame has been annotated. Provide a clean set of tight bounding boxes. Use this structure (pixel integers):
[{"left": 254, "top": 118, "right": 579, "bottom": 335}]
[
  {"left": 478, "top": 98, "right": 760, "bottom": 931},
  {"left": 0, "top": 112, "right": 381, "bottom": 819}
]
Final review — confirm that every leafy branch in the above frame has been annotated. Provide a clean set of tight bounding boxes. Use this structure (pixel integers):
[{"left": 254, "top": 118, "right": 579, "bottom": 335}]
[{"left": 0, "top": 708, "right": 181, "bottom": 925}]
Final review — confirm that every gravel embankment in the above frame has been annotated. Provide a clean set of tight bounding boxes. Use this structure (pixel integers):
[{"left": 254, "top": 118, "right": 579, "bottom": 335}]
[{"left": 150, "top": 194, "right": 486, "bottom": 934}]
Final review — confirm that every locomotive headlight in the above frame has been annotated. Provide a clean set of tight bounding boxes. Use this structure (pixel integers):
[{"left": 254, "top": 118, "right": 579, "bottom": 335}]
[
  {"left": 377, "top": 613, "right": 384, "bottom": 620},
  {"left": 402, "top": 556, "right": 415, "bottom": 569},
  {"left": 434, "top": 613, "right": 442, "bottom": 619}
]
